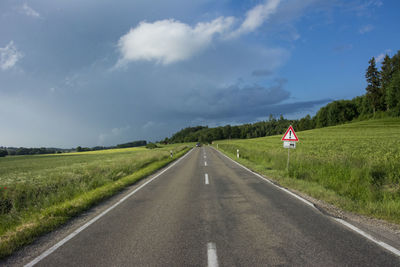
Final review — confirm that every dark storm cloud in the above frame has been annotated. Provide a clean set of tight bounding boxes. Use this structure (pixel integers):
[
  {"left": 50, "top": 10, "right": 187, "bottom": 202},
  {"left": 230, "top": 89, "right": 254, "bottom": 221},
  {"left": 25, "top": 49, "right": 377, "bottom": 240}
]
[{"left": 164, "top": 79, "right": 330, "bottom": 124}]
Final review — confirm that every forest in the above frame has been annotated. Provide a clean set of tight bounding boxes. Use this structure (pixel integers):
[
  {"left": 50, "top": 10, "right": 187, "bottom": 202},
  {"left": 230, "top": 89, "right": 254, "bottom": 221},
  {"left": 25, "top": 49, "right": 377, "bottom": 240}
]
[{"left": 164, "top": 51, "right": 400, "bottom": 144}]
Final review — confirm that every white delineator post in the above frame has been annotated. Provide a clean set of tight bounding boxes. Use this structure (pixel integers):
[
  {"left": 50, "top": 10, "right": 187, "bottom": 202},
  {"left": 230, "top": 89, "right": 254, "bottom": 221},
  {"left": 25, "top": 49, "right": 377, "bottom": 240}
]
[{"left": 237, "top": 149, "right": 239, "bottom": 158}]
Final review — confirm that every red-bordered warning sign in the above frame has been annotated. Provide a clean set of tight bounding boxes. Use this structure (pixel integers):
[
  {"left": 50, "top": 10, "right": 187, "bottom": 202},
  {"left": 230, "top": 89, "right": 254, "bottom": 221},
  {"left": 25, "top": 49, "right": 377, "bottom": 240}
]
[{"left": 281, "top": 125, "right": 299, "bottom": 141}]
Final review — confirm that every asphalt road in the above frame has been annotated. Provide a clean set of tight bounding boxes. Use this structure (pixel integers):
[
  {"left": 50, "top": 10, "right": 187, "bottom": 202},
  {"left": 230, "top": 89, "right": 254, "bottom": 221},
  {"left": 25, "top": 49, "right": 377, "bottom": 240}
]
[{"left": 26, "top": 147, "right": 400, "bottom": 266}]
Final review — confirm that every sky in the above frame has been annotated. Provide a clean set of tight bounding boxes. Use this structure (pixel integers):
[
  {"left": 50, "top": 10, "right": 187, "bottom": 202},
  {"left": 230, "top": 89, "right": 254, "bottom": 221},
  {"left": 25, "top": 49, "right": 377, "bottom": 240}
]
[{"left": 0, "top": 0, "right": 399, "bottom": 148}]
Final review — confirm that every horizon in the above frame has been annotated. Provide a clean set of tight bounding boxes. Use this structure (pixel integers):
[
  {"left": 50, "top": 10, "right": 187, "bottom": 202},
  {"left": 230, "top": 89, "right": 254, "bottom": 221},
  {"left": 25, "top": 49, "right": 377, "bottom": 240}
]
[{"left": 0, "top": 113, "right": 305, "bottom": 149}]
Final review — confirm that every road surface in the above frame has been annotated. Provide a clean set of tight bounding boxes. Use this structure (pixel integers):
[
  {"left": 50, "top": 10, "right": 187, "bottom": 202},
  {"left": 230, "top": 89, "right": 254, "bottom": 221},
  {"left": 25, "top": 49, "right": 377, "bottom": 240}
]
[{"left": 21, "top": 147, "right": 400, "bottom": 266}]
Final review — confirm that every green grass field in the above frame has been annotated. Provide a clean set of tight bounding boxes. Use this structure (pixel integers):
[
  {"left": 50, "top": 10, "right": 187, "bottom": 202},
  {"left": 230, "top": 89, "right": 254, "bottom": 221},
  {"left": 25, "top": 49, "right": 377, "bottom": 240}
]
[
  {"left": 0, "top": 144, "right": 190, "bottom": 258},
  {"left": 214, "top": 118, "right": 400, "bottom": 224}
]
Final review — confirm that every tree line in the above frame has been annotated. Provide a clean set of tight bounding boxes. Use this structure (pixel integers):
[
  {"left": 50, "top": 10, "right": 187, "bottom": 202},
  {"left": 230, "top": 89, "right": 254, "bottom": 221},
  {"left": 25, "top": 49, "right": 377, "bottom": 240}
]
[
  {"left": 164, "top": 50, "right": 400, "bottom": 144},
  {"left": 0, "top": 140, "right": 148, "bottom": 157},
  {"left": 0, "top": 147, "right": 64, "bottom": 157},
  {"left": 76, "top": 140, "right": 147, "bottom": 152}
]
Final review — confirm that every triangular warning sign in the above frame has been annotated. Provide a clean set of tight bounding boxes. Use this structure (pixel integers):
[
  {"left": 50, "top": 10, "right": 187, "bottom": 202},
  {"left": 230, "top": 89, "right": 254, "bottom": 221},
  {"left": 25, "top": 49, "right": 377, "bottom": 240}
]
[{"left": 281, "top": 125, "right": 299, "bottom": 141}]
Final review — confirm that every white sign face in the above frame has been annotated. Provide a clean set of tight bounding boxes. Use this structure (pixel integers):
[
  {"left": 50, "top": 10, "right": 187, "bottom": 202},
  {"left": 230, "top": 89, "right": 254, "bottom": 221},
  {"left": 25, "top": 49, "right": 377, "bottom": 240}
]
[{"left": 283, "top": 141, "right": 296, "bottom": 149}]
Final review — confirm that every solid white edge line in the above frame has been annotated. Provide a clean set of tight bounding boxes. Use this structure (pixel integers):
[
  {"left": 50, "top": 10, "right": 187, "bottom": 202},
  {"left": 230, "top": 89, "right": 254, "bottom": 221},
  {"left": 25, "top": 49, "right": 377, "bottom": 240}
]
[
  {"left": 213, "top": 147, "right": 315, "bottom": 209},
  {"left": 333, "top": 218, "right": 400, "bottom": 257},
  {"left": 207, "top": 242, "right": 219, "bottom": 267},
  {"left": 205, "top": 173, "right": 209, "bottom": 185},
  {"left": 24, "top": 148, "right": 194, "bottom": 267},
  {"left": 213, "top": 147, "right": 400, "bottom": 258}
]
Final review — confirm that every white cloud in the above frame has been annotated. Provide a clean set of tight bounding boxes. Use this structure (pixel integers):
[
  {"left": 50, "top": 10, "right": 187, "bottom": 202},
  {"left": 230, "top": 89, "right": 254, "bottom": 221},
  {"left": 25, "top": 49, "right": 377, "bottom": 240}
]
[
  {"left": 117, "top": 17, "right": 234, "bottom": 65},
  {"left": 116, "top": 0, "right": 283, "bottom": 66},
  {"left": 0, "top": 41, "right": 23, "bottom": 70},
  {"left": 356, "top": 0, "right": 383, "bottom": 11},
  {"left": 375, "top": 49, "right": 392, "bottom": 63},
  {"left": 230, "top": 0, "right": 281, "bottom": 37},
  {"left": 359, "top": 24, "right": 374, "bottom": 34},
  {"left": 20, "top": 3, "right": 41, "bottom": 18},
  {"left": 369, "top": 0, "right": 383, "bottom": 7},
  {"left": 375, "top": 53, "right": 385, "bottom": 63}
]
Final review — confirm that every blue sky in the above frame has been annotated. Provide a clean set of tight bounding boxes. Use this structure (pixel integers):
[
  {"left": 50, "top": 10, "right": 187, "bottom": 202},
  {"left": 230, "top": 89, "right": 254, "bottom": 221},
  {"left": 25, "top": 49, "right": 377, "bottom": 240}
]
[{"left": 0, "top": 0, "right": 399, "bottom": 147}]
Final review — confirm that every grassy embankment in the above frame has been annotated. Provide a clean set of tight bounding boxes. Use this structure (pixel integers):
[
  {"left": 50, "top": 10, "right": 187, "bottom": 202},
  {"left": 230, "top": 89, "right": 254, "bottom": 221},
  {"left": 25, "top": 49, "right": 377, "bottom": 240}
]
[
  {"left": 213, "top": 118, "right": 400, "bottom": 224},
  {"left": 0, "top": 144, "right": 191, "bottom": 258}
]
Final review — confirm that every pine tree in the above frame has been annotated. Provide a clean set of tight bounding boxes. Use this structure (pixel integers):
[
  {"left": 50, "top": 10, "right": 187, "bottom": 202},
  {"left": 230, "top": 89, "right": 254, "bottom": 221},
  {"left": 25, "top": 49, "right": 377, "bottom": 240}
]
[
  {"left": 386, "top": 70, "right": 400, "bottom": 112},
  {"left": 365, "top": 57, "right": 382, "bottom": 115},
  {"left": 381, "top": 54, "right": 393, "bottom": 110},
  {"left": 392, "top": 51, "right": 400, "bottom": 73}
]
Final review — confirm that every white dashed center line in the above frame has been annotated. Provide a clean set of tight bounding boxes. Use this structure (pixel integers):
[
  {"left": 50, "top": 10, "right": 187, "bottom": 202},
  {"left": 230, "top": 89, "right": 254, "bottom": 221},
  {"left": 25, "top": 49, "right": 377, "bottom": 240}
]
[
  {"left": 205, "top": 173, "right": 209, "bottom": 185},
  {"left": 207, "top": 242, "right": 219, "bottom": 267}
]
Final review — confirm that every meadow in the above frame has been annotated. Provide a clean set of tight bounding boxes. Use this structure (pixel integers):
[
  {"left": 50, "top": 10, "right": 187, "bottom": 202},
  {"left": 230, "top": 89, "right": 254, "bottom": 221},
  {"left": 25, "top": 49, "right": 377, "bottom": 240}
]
[
  {"left": 214, "top": 118, "right": 400, "bottom": 224},
  {"left": 0, "top": 144, "right": 190, "bottom": 258}
]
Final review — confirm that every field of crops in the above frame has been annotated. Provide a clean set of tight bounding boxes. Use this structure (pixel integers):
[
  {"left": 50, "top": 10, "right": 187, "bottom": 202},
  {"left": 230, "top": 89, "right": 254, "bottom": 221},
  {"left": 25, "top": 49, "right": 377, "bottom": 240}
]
[
  {"left": 214, "top": 118, "right": 400, "bottom": 224},
  {"left": 0, "top": 144, "right": 190, "bottom": 257}
]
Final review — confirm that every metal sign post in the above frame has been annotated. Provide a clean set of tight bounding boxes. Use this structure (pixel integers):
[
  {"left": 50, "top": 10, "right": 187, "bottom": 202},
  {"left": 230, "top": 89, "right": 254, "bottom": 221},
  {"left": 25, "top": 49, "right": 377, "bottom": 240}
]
[{"left": 281, "top": 126, "right": 299, "bottom": 171}]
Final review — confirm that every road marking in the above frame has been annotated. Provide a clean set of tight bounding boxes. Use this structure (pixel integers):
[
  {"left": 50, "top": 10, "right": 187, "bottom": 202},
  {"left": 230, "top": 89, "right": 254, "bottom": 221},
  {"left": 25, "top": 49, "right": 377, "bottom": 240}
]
[
  {"left": 333, "top": 218, "right": 400, "bottom": 257},
  {"left": 24, "top": 149, "right": 194, "bottom": 267},
  {"left": 207, "top": 242, "right": 219, "bottom": 267},
  {"left": 205, "top": 173, "right": 209, "bottom": 185},
  {"left": 205, "top": 161, "right": 207, "bottom": 166},
  {"left": 213, "top": 147, "right": 400, "bottom": 258},
  {"left": 204, "top": 155, "right": 207, "bottom": 159}
]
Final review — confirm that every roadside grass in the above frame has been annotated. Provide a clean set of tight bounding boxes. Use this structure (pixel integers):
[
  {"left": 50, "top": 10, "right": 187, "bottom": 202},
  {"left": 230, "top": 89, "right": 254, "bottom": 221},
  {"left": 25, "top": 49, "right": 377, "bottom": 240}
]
[
  {"left": 213, "top": 118, "right": 400, "bottom": 224},
  {"left": 0, "top": 144, "right": 191, "bottom": 258}
]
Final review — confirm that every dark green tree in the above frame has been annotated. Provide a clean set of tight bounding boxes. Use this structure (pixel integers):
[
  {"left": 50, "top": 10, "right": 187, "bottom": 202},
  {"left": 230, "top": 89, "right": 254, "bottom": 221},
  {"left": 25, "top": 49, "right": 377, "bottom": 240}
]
[
  {"left": 315, "top": 106, "right": 328, "bottom": 128},
  {"left": 381, "top": 54, "right": 394, "bottom": 110},
  {"left": 298, "top": 115, "right": 313, "bottom": 130},
  {"left": 392, "top": 51, "right": 400, "bottom": 73},
  {"left": 386, "top": 70, "right": 400, "bottom": 113},
  {"left": 231, "top": 126, "right": 240, "bottom": 138},
  {"left": 365, "top": 57, "right": 382, "bottom": 115},
  {"left": 0, "top": 150, "right": 8, "bottom": 157},
  {"left": 268, "top": 114, "right": 275, "bottom": 122},
  {"left": 222, "top": 125, "right": 231, "bottom": 139},
  {"left": 212, "top": 127, "right": 224, "bottom": 141}
]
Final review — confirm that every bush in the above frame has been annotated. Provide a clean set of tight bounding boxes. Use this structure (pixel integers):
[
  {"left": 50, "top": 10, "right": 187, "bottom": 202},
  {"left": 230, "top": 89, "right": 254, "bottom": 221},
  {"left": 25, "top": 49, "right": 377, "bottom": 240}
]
[
  {"left": 0, "top": 150, "right": 8, "bottom": 157},
  {"left": 0, "top": 197, "right": 12, "bottom": 214},
  {"left": 146, "top": 143, "right": 159, "bottom": 149},
  {"left": 370, "top": 165, "right": 386, "bottom": 188}
]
